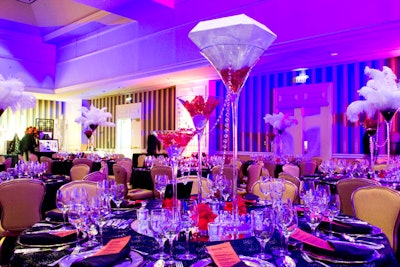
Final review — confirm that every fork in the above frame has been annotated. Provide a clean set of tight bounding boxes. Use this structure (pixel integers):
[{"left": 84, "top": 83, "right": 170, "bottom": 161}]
[
  {"left": 176, "top": 261, "right": 184, "bottom": 267},
  {"left": 301, "top": 252, "right": 331, "bottom": 267}
]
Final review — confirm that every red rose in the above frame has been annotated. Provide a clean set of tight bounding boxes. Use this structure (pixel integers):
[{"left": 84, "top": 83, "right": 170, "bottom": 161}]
[
  {"left": 193, "top": 203, "right": 217, "bottom": 231},
  {"left": 223, "top": 195, "right": 247, "bottom": 216}
]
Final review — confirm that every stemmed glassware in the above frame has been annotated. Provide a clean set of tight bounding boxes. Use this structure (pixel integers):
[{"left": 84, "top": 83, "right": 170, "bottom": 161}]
[
  {"left": 299, "top": 180, "right": 316, "bottom": 205},
  {"left": 275, "top": 200, "right": 298, "bottom": 258},
  {"left": 304, "top": 197, "right": 324, "bottom": 236},
  {"left": 156, "top": 129, "right": 195, "bottom": 211},
  {"left": 162, "top": 208, "right": 181, "bottom": 266},
  {"left": 68, "top": 203, "right": 86, "bottom": 251},
  {"left": 363, "top": 116, "right": 378, "bottom": 174},
  {"left": 150, "top": 209, "right": 170, "bottom": 260},
  {"left": 188, "top": 14, "right": 277, "bottom": 227},
  {"left": 178, "top": 95, "right": 220, "bottom": 204},
  {"left": 155, "top": 174, "right": 168, "bottom": 200},
  {"left": 323, "top": 194, "right": 341, "bottom": 239},
  {"left": 252, "top": 208, "right": 275, "bottom": 260},
  {"left": 214, "top": 174, "right": 227, "bottom": 202},
  {"left": 259, "top": 175, "right": 272, "bottom": 205},
  {"left": 177, "top": 199, "right": 199, "bottom": 260},
  {"left": 111, "top": 183, "right": 125, "bottom": 213},
  {"left": 90, "top": 195, "right": 111, "bottom": 246},
  {"left": 206, "top": 174, "right": 218, "bottom": 202},
  {"left": 56, "top": 190, "right": 71, "bottom": 229}
]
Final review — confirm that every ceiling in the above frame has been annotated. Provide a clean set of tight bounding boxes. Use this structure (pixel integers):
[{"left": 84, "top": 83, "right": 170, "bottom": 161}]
[{"left": 2, "top": 0, "right": 400, "bottom": 99}]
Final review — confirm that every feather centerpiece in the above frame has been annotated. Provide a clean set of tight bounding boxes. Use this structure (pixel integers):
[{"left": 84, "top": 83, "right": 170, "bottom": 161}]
[
  {"left": 346, "top": 66, "right": 400, "bottom": 123},
  {"left": 74, "top": 104, "right": 116, "bottom": 129},
  {"left": 0, "top": 75, "right": 36, "bottom": 116},
  {"left": 263, "top": 112, "right": 298, "bottom": 134}
]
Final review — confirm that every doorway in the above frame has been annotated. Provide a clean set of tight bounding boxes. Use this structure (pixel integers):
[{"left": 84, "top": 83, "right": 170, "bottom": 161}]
[{"left": 116, "top": 103, "right": 142, "bottom": 157}]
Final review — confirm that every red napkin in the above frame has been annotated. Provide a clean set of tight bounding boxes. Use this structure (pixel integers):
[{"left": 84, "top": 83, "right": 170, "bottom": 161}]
[{"left": 290, "top": 229, "right": 334, "bottom": 251}]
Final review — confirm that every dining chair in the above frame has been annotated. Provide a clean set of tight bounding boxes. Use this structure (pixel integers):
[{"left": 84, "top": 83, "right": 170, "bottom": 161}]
[
  {"left": 70, "top": 164, "right": 91, "bottom": 181},
  {"left": 310, "top": 156, "right": 323, "bottom": 169},
  {"left": 83, "top": 171, "right": 105, "bottom": 182},
  {"left": 114, "top": 164, "right": 153, "bottom": 200},
  {"left": 0, "top": 156, "right": 5, "bottom": 164},
  {"left": 0, "top": 179, "right": 46, "bottom": 264},
  {"left": 282, "top": 164, "right": 300, "bottom": 178},
  {"left": 3, "top": 158, "right": 12, "bottom": 170},
  {"left": 263, "top": 160, "right": 277, "bottom": 178},
  {"left": 29, "top": 153, "right": 38, "bottom": 162},
  {"left": 39, "top": 156, "right": 53, "bottom": 175},
  {"left": 352, "top": 185, "right": 400, "bottom": 252},
  {"left": 99, "top": 160, "right": 109, "bottom": 180},
  {"left": 116, "top": 157, "right": 133, "bottom": 183},
  {"left": 336, "top": 177, "right": 381, "bottom": 216},
  {"left": 278, "top": 172, "right": 301, "bottom": 203},
  {"left": 246, "top": 162, "right": 263, "bottom": 193},
  {"left": 251, "top": 180, "right": 298, "bottom": 203},
  {"left": 150, "top": 165, "right": 173, "bottom": 198},
  {"left": 211, "top": 165, "right": 239, "bottom": 181},
  {"left": 298, "top": 159, "right": 317, "bottom": 177},
  {"left": 177, "top": 175, "right": 209, "bottom": 199},
  {"left": 72, "top": 158, "right": 93, "bottom": 170},
  {"left": 137, "top": 154, "right": 147, "bottom": 168}
]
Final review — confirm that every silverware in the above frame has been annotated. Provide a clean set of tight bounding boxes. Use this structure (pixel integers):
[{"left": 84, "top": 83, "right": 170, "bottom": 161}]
[
  {"left": 340, "top": 234, "right": 385, "bottom": 250},
  {"left": 47, "top": 254, "right": 70, "bottom": 266},
  {"left": 176, "top": 261, "right": 184, "bottom": 267},
  {"left": 301, "top": 251, "right": 331, "bottom": 267},
  {"left": 131, "top": 248, "right": 149, "bottom": 256}
]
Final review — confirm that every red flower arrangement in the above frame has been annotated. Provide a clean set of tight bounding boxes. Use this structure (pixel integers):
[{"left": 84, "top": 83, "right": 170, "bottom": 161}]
[
  {"left": 156, "top": 129, "right": 195, "bottom": 149},
  {"left": 223, "top": 195, "right": 247, "bottom": 216},
  {"left": 180, "top": 96, "right": 220, "bottom": 119},
  {"left": 162, "top": 198, "right": 178, "bottom": 210},
  {"left": 193, "top": 203, "right": 217, "bottom": 231}
]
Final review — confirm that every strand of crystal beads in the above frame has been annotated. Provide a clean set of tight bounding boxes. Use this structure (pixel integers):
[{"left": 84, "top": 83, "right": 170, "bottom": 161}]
[
  {"left": 375, "top": 122, "right": 388, "bottom": 148},
  {"left": 219, "top": 93, "right": 231, "bottom": 175}
]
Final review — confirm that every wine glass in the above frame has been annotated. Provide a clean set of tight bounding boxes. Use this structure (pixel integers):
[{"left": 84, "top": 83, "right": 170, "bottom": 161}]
[
  {"left": 155, "top": 174, "right": 168, "bottom": 200},
  {"left": 252, "top": 208, "right": 275, "bottom": 260},
  {"left": 68, "top": 203, "right": 86, "bottom": 251},
  {"left": 56, "top": 190, "right": 71, "bottom": 229},
  {"left": 259, "top": 175, "right": 272, "bottom": 205},
  {"left": 111, "top": 183, "right": 125, "bottom": 213},
  {"left": 150, "top": 209, "right": 170, "bottom": 260},
  {"left": 304, "top": 200, "right": 324, "bottom": 236},
  {"left": 221, "top": 179, "right": 232, "bottom": 202},
  {"left": 299, "top": 179, "right": 316, "bottom": 205},
  {"left": 162, "top": 208, "right": 181, "bottom": 266},
  {"left": 214, "top": 174, "right": 227, "bottom": 202},
  {"left": 90, "top": 195, "right": 111, "bottom": 246},
  {"left": 206, "top": 174, "right": 218, "bottom": 202},
  {"left": 176, "top": 199, "right": 199, "bottom": 260},
  {"left": 323, "top": 194, "right": 341, "bottom": 239},
  {"left": 275, "top": 200, "right": 298, "bottom": 257}
]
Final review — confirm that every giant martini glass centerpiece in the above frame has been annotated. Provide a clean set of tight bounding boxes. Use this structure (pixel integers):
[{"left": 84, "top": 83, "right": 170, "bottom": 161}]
[
  {"left": 189, "top": 14, "right": 277, "bottom": 225},
  {"left": 178, "top": 95, "right": 220, "bottom": 203},
  {"left": 156, "top": 129, "right": 195, "bottom": 208}
]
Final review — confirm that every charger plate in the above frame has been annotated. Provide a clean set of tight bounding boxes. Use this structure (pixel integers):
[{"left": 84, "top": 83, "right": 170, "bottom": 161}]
[
  {"left": 59, "top": 250, "right": 143, "bottom": 267},
  {"left": 302, "top": 240, "right": 381, "bottom": 264},
  {"left": 191, "top": 256, "right": 275, "bottom": 267}
]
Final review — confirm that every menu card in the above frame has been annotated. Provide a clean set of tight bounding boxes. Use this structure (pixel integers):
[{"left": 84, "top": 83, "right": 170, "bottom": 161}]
[
  {"left": 92, "top": 236, "right": 130, "bottom": 256},
  {"left": 290, "top": 229, "right": 334, "bottom": 251},
  {"left": 206, "top": 242, "right": 241, "bottom": 267}
]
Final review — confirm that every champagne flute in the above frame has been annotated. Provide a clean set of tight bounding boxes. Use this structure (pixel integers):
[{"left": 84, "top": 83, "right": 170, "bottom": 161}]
[
  {"left": 177, "top": 199, "right": 198, "bottom": 260},
  {"left": 162, "top": 208, "right": 181, "bottom": 266},
  {"left": 56, "top": 190, "right": 71, "bottom": 229},
  {"left": 252, "top": 208, "right": 275, "bottom": 260},
  {"left": 150, "top": 209, "right": 170, "bottom": 260}
]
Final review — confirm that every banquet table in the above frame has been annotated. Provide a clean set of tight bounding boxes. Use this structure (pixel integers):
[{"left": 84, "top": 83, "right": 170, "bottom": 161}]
[
  {"left": 51, "top": 160, "right": 115, "bottom": 176},
  {"left": 10, "top": 199, "right": 400, "bottom": 267}
]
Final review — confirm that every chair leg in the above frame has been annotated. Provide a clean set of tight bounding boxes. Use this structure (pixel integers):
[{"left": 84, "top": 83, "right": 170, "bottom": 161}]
[{"left": 0, "top": 236, "right": 17, "bottom": 266}]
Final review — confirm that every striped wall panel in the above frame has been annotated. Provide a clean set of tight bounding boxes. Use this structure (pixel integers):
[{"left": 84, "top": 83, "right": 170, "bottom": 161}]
[
  {"left": 89, "top": 86, "right": 176, "bottom": 149},
  {"left": 214, "top": 56, "right": 400, "bottom": 155}
]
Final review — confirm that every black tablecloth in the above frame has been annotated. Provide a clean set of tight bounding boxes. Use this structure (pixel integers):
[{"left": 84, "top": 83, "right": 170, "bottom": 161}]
[{"left": 51, "top": 160, "right": 115, "bottom": 176}]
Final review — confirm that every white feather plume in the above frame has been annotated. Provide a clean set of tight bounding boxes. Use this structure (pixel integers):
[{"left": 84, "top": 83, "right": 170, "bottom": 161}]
[
  {"left": 0, "top": 75, "right": 36, "bottom": 112},
  {"left": 75, "top": 104, "right": 116, "bottom": 129},
  {"left": 263, "top": 112, "right": 298, "bottom": 132},
  {"left": 346, "top": 66, "right": 400, "bottom": 122}
]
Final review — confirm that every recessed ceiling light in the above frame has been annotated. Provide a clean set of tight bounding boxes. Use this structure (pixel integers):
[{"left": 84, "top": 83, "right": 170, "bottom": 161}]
[
  {"left": 16, "top": 0, "right": 37, "bottom": 3},
  {"left": 331, "top": 52, "right": 338, "bottom": 56}
]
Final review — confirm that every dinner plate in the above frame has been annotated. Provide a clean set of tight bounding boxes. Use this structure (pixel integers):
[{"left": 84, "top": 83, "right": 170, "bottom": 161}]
[
  {"left": 301, "top": 241, "right": 381, "bottom": 264},
  {"left": 59, "top": 250, "right": 143, "bottom": 267},
  {"left": 191, "top": 256, "right": 276, "bottom": 267},
  {"left": 17, "top": 231, "right": 87, "bottom": 248}
]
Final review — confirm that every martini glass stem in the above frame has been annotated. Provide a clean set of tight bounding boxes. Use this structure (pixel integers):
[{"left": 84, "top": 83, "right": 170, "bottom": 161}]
[
  {"left": 171, "top": 157, "right": 178, "bottom": 208},
  {"left": 386, "top": 121, "right": 391, "bottom": 166},
  {"left": 369, "top": 136, "right": 375, "bottom": 177},
  {"left": 230, "top": 93, "right": 239, "bottom": 226},
  {"left": 197, "top": 131, "right": 203, "bottom": 203}
]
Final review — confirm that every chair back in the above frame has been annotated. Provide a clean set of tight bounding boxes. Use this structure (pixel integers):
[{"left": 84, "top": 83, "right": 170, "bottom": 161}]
[
  {"left": 0, "top": 179, "right": 45, "bottom": 235},
  {"left": 251, "top": 179, "right": 298, "bottom": 203},
  {"left": 137, "top": 155, "right": 147, "bottom": 168},
  {"left": 83, "top": 171, "right": 105, "bottom": 182},
  {"left": 70, "top": 164, "right": 91, "bottom": 181},
  {"left": 99, "top": 161, "right": 109, "bottom": 180},
  {"left": 352, "top": 185, "right": 400, "bottom": 252},
  {"left": 72, "top": 158, "right": 93, "bottom": 170},
  {"left": 337, "top": 177, "right": 381, "bottom": 216},
  {"left": 58, "top": 180, "right": 98, "bottom": 203},
  {"left": 177, "top": 175, "right": 208, "bottom": 199},
  {"left": 299, "top": 160, "right": 317, "bottom": 177},
  {"left": 311, "top": 156, "right": 323, "bottom": 168},
  {"left": 150, "top": 165, "right": 173, "bottom": 198},
  {"left": 263, "top": 160, "right": 277, "bottom": 178},
  {"left": 211, "top": 165, "right": 239, "bottom": 181},
  {"left": 282, "top": 164, "right": 300, "bottom": 178},
  {"left": 3, "top": 158, "right": 12, "bottom": 170},
  {"left": 29, "top": 153, "right": 38, "bottom": 162},
  {"left": 116, "top": 158, "right": 132, "bottom": 182},
  {"left": 39, "top": 156, "right": 53, "bottom": 175},
  {"left": 113, "top": 164, "right": 128, "bottom": 196},
  {"left": 246, "top": 163, "right": 263, "bottom": 193},
  {"left": 278, "top": 172, "right": 300, "bottom": 203}
]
